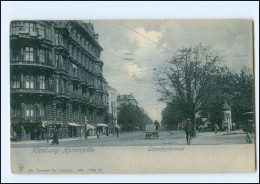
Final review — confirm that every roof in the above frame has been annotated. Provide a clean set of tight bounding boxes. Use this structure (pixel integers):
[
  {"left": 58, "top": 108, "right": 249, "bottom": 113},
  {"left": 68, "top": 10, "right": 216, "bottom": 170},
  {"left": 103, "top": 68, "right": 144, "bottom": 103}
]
[
  {"left": 107, "top": 85, "right": 117, "bottom": 91},
  {"left": 222, "top": 102, "right": 231, "bottom": 110}
]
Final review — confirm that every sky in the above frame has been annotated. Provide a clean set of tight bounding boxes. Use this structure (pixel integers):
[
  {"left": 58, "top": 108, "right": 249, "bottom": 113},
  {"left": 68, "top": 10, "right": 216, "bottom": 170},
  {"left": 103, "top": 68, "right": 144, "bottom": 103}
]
[{"left": 90, "top": 20, "right": 253, "bottom": 121}]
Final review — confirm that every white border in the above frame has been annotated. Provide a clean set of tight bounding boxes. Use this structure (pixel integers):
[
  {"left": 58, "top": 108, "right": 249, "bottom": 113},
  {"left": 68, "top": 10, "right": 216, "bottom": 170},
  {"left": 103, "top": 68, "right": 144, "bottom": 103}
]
[{"left": 1, "top": 1, "right": 259, "bottom": 183}]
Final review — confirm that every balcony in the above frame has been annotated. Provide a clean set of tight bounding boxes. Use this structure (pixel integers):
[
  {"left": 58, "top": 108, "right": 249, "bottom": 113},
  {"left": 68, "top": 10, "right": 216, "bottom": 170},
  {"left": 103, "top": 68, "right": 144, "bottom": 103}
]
[
  {"left": 89, "top": 99, "right": 97, "bottom": 108},
  {"left": 82, "top": 95, "right": 90, "bottom": 104},
  {"left": 96, "top": 103, "right": 105, "bottom": 110},
  {"left": 54, "top": 45, "right": 69, "bottom": 56},
  {"left": 76, "top": 21, "right": 96, "bottom": 40},
  {"left": 55, "top": 68, "right": 69, "bottom": 77},
  {"left": 56, "top": 91, "right": 70, "bottom": 100},
  {"left": 87, "top": 84, "right": 95, "bottom": 91},
  {"left": 55, "top": 22, "right": 70, "bottom": 35},
  {"left": 101, "top": 89, "right": 109, "bottom": 95},
  {"left": 10, "top": 31, "right": 52, "bottom": 46},
  {"left": 70, "top": 75, "right": 80, "bottom": 83},
  {"left": 79, "top": 79, "right": 88, "bottom": 87},
  {"left": 95, "top": 88, "right": 102, "bottom": 93},
  {"left": 11, "top": 88, "right": 55, "bottom": 96},
  {"left": 94, "top": 72, "right": 103, "bottom": 78},
  {"left": 70, "top": 93, "right": 81, "bottom": 103},
  {"left": 10, "top": 60, "right": 55, "bottom": 70}
]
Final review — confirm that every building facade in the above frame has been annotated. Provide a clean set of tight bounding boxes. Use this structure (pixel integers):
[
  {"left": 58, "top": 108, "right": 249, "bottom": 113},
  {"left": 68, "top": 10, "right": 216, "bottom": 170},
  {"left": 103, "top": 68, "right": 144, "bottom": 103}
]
[
  {"left": 117, "top": 93, "right": 138, "bottom": 107},
  {"left": 107, "top": 85, "right": 118, "bottom": 125},
  {"left": 10, "top": 20, "right": 109, "bottom": 140}
]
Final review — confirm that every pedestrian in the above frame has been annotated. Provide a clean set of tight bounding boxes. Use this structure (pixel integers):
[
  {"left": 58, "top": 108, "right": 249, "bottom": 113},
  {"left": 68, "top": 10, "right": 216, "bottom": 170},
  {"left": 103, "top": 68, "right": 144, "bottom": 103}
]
[
  {"left": 155, "top": 120, "right": 159, "bottom": 131},
  {"left": 245, "top": 120, "right": 253, "bottom": 143},
  {"left": 184, "top": 119, "right": 192, "bottom": 145},
  {"left": 115, "top": 128, "right": 119, "bottom": 138},
  {"left": 215, "top": 123, "right": 219, "bottom": 135},
  {"left": 51, "top": 129, "right": 59, "bottom": 145}
]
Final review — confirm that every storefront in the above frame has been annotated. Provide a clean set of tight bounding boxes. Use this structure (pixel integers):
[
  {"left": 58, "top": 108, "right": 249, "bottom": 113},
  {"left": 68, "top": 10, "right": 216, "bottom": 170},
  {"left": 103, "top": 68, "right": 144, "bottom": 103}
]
[
  {"left": 86, "top": 124, "right": 96, "bottom": 136},
  {"left": 97, "top": 123, "right": 108, "bottom": 135},
  {"left": 68, "top": 122, "right": 84, "bottom": 137}
]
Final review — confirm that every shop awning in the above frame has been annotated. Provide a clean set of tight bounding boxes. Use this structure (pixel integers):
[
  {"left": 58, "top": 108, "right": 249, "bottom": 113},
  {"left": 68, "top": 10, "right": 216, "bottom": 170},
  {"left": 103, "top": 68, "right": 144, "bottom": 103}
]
[
  {"left": 114, "top": 125, "right": 120, "bottom": 129},
  {"left": 68, "top": 122, "right": 84, "bottom": 127},
  {"left": 86, "top": 124, "right": 95, "bottom": 129},
  {"left": 97, "top": 123, "right": 108, "bottom": 127},
  {"left": 42, "top": 121, "right": 48, "bottom": 127}
]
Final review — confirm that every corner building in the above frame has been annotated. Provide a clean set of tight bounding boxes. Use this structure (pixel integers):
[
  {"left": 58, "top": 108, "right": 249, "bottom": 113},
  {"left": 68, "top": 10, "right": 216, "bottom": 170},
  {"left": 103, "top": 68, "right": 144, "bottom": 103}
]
[{"left": 10, "top": 20, "right": 109, "bottom": 140}]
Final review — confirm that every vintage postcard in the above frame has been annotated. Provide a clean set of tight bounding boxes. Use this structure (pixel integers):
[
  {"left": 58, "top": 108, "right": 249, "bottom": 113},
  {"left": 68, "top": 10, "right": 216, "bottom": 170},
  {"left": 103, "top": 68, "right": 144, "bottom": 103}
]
[{"left": 10, "top": 20, "right": 256, "bottom": 174}]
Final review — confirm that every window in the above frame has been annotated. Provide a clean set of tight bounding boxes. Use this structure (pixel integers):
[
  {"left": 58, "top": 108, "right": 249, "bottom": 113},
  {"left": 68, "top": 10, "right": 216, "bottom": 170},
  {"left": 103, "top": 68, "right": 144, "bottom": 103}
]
[
  {"left": 55, "top": 33, "right": 63, "bottom": 46},
  {"left": 26, "top": 105, "right": 34, "bottom": 118},
  {"left": 24, "top": 22, "right": 36, "bottom": 33},
  {"left": 61, "top": 80, "right": 64, "bottom": 93},
  {"left": 72, "top": 65, "right": 77, "bottom": 76},
  {"left": 39, "top": 75, "right": 45, "bottom": 89},
  {"left": 26, "top": 109, "right": 33, "bottom": 117},
  {"left": 38, "top": 25, "right": 45, "bottom": 38},
  {"left": 39, "top": 49, "right": 46, "bottom": 63},
  {"left": 39, "top": 107, "right": 45, "bottom": 117},
  {"left": 56, "top": 78, "right": 59, "bottom": 93},
  {"left": 12, "top": 75, "right": 20, "bottom": 88},
  {"left": 11, "top": 22, "right": 20, "bottom": 35},
  {"left": 11, "top": 48, "right": 20, "bottom": 61},
  {"left": 25, "top": 75, "right": 35, "bottom": 89},
  {"left": 24, "top": 47, "right": 34, "bottom": 61},
  {"left": 55, "top": 33, "right": 59, "bottom": 45},
  {"left": 76, "top": 50, "right": 79, "bottom": 61},
  {"left": 55, "top": 54, "right": 63, "bottom": 69},
  {"left": 12, "top": 108, "right": 21, "bottom": 118}
]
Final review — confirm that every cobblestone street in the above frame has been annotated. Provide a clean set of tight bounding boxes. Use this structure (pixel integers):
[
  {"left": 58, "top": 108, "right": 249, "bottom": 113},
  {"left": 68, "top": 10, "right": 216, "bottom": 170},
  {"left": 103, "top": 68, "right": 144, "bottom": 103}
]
[{"left": 11, "top": 130, "right": 252, "bottom": 148}]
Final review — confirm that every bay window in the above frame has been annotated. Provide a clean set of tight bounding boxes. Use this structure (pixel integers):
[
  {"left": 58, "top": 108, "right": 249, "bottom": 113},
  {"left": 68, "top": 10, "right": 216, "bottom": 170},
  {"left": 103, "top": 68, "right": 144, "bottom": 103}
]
[
  {"left": 12, "top": 75, "right": 21, "bottom": 88},
  {"left": 25, "top": 75, "right": 35, "bottom": 89},
  {"left": 55, "top": 54, "right": 63, "bottom": 69},
  {"left": 24, "top": 47, "right": 34, "bottom": 61},
  {"left": 24, "top": 22, "right": 36, "bottom": 33},
  {"left": 39, "top": 107, "right": 45, "bottom": 117},
  {"left": 12, "top": 107, "right": 21, "bottom": 118},
  {"left": 55, "top": 33, "right": 63, "bottom": 46},
  {"left": 11, "top": 22, "right": 20, "bottom": 35},
  {"left": 38, "top": 25, "right": 45, "bottom": 38},
  {"left": 39, "top": 49, "right": 46, "bottom": 63},
  {"left": 26, "top": 105, "right": 35, "bottom": 119},
  {"left": 39, "top": 75, "right": 45, "bottom": 89}
]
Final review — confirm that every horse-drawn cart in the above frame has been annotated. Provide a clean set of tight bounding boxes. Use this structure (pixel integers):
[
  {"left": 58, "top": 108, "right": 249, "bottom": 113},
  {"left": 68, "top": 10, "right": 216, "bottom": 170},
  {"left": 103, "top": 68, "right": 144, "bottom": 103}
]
[{"left": 145, "top": 124, "right": 159, "bottom": 139}]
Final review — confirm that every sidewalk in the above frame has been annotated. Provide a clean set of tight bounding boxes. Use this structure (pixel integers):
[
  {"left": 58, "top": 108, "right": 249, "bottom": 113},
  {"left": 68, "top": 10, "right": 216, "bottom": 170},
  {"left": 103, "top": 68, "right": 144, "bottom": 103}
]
[
  {"left": 11, "top": 135, "right": 98, "bottom": 145},
  {"left": 220, "top": 130, "right": 246, "bottom": 136}
]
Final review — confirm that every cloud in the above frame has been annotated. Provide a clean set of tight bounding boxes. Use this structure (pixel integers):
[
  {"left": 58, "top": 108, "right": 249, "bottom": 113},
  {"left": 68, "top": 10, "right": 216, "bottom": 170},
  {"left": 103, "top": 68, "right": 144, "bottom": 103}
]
[
  {"left": 126, "top": 27, "right": 162, "bottom": 56},
  {"left": 92, "top": 20, "right": 253, "bottom": 121},
  {"left": 124, "top": 62, "right": 147, "bottom": 79}
]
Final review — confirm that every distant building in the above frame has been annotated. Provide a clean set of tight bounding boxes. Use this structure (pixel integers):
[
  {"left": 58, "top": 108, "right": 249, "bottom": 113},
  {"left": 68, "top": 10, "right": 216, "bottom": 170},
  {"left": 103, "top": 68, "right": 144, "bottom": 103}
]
[
  {"left": 117, "top": 93, "right": 138, "bottom": 106},
  {"left": 107, "top": 85, "right": 118, "bottom": 125}
]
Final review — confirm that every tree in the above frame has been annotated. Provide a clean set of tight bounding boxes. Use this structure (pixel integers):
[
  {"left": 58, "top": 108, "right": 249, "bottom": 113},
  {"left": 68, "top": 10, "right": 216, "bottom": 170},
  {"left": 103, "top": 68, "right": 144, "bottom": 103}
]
[
  {"left": 161, "top": 101, "right": 186, "bottom": 130},
  {"left": 117, "top": 104, "right": 153, "bottom": 132},
  {"left": 201, "top": 66, "right": 254, "bottom": 129},
  {"left": 154, "top": 44, "right": 223, "bottom": 121}
]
